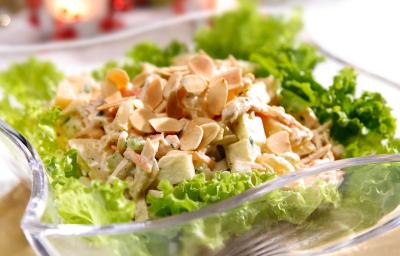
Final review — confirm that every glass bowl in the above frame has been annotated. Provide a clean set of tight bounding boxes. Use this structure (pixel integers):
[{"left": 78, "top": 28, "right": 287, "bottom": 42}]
[
  {"left": 3, "top": 113, "right": 400, "bottom": 256},
  {"left": 1, "top": 7, "right": 400, "bottom": 256}
]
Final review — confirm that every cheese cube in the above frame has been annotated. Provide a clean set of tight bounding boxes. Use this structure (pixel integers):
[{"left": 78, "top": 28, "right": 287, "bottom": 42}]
[
  {"left": 235, "top": 113, "right": 267, "bottom": 145},
  {"left": 226, "top": 139, "right": 261, "bottom": 172}
]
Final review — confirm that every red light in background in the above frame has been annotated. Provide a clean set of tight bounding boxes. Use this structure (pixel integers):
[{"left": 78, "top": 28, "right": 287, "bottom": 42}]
[
  {"left": 113, "top": 0, "right": 134, "bottom": 11},
  {"left": 173, "top": 0, "right": 185, "bottom": 14}
]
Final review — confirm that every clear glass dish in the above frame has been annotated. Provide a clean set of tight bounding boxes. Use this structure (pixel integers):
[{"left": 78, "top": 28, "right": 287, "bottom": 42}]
[{"left": 1, "top": 7, "right": 400, "bottom": 256}]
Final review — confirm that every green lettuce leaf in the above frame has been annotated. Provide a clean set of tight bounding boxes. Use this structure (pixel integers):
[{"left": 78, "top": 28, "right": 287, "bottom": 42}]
[
  {"left": 194, "top": 1, "right": 302, "bottom": 59},
  {"left": 299, "top": 162, "right": 400, "bottom": 248},
  {"left": 146, "top": 170, "right": 340, "bottom": 255},
  {"left": 51, "top": 177, "right": 134, "bottom": 225},
  {"left": 251, "top": 43, "right": 325, "bottom": 112},
  {"left": 177, "top": 178, "right": 340, "bottom": 256},
  {"left": 314, "top": 68, "right": 397, "bottom": 156},
  {"left": 0, "top": 59, "right": 64, "bottom": 155},
  {"left": 0, "top": 58, "right": 63, "bottom": 105},
  {"left": 147, "top": 171, "right": 276, "bottom": 218},
  {"left": 338, "top": 163, "right": 400, "bottom": 229}
]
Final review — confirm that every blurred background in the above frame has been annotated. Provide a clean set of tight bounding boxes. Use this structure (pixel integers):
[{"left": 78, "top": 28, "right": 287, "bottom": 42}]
[
  {"left": 0, "top": 0, "right": 237, "bottom": 42},
  {"left": 0, "top": 0, "right": 399, "bottom": 255},
  {"left": 0, "top": 0, "right": 399, "bottom": 82}
]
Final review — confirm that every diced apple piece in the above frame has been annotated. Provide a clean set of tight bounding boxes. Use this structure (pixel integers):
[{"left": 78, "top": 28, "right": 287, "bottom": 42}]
[
  {"left": 226, "top": 139, "right": 261, "bottom": 172},
  {"left": 235, "top": 113, "right": 267, "bottom": 145},
  {"left": 55, "top": 76, "right": 95, "bottom": 109},
  {"left": 55, "top": 80, "right": 81, "bottom": 109},
  {"left": 158, "top": 153, "right": 195, "bottom": 185}
]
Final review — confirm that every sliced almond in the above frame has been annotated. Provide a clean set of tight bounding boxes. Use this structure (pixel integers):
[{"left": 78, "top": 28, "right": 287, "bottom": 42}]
[
  {"left": 190, "top": 117, "right": 215, "bottom": 126},
  {"left": 207, "top": 78, "right": 228, "bottom": 116},
  {"left": 262, "top": 118, "right": 291, "bottom": 136},
  {"left": 163, "top": 73, "right": 182, "bottom": 99},
  {"left": 181, "top": 75, "right": 207, "bottom": 95},
  {"left": 198, "top": 123, "right": 220, "bottom": 149},
  {"left": 140, "top": 77, "right": 164, "bottom": 110},
  {"left": 97, "top": 96, "right": 135, "bottom": 111},
  {"left": 214, "top": 68, "right": 242, "bottom": 89},
  {"left": 188, "top": 55, "right": 215, "bottom": 79},
  {"left": 213, "top": 123, "right": 225, "bottom": 141},
  {"left": 157, "top": 66, "right": 188, "bottom": 77},
  {"left": 149, "top": 117, "right": 184, "bottom": 133},
  {"left": 155, "top": 69, "right": 172, "bottom": 77},
  {"left": 154, "top": 100, "right": 167, "bottom": 113},
  {"left": 180, "top": 125, "right": 203, "bottom": 151},
  {"left": 179, "top": 118, "right": 190, "bottom": 129},
  {"left": 156, "top": 113, "right": 168, "bottom": 118},
  {"left": 129, "top": 108, "right": 156, "bottom": 133},
  {"left": 104, "top": 90, "right": 122, "bottom": 104},
  {"left": 132, "top": 72, "right": 148, "bottom": 88},
  {"left": 167, "top": 65, "right": 189, "bottom": 72},
  {"left": 266, "top": 131, "right": 292, "bottom": 155},
  {"left": 166, "top": 89, "right": 185, "bottom": 119},
  {"left": 101, "top": 80, "right": 119, "bottom": 99}
]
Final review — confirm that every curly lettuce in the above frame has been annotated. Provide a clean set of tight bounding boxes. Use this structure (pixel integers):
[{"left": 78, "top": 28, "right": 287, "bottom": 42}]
[
  {"left": 50, "top": 177, "right": 134, "bottom": 224},
  {"left": 147, "top": 171, "right": 276, "bottom": 218},
  {"left": 195, "top": 0, "right": 302, "bottom": 60},
  {"left": 314, "top": 68, "right": 397, "bottom": 156},
  {"left": 251, "top": 43, "right": 325, "bottom": 113}
]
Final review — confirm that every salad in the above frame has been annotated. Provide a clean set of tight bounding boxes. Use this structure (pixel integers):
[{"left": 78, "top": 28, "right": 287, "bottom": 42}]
[
  {"left": 1, "top": 2, "right": 400, "bottom": 256},
  {"left": 54, "top": 51, "right": 342, "bottom": 220}
]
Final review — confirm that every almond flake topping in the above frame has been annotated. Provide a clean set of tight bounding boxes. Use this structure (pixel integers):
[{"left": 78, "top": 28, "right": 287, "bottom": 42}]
[
  {"left": 207, "top": 78, "right": 228, "bottom": 116},
  {"left": 140, "top": 77, "right": 164, "bottom": 110},
  {"left": 198, "top": 123, "right": 220, "bottom": 149},
  {"left": 214, "top": 68, "right": 242, "bottom": 89},
  {"left": 266, "top": 131, "right": 292, "bottom": 155},
  {"left": 180, "top": 125, "right": 203, "bottom": 151},
  {"left": 149, "top": 117, "right": 184, "bottom": 133},
  {"left": 129, "top": 108, "right": 156, "bottom": 133},
  {"left": 188, "top": 54, "right": 216, "bottom": 79},
  {"left": 181, "top": 74, "right": 207, "bottom": 95}
]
